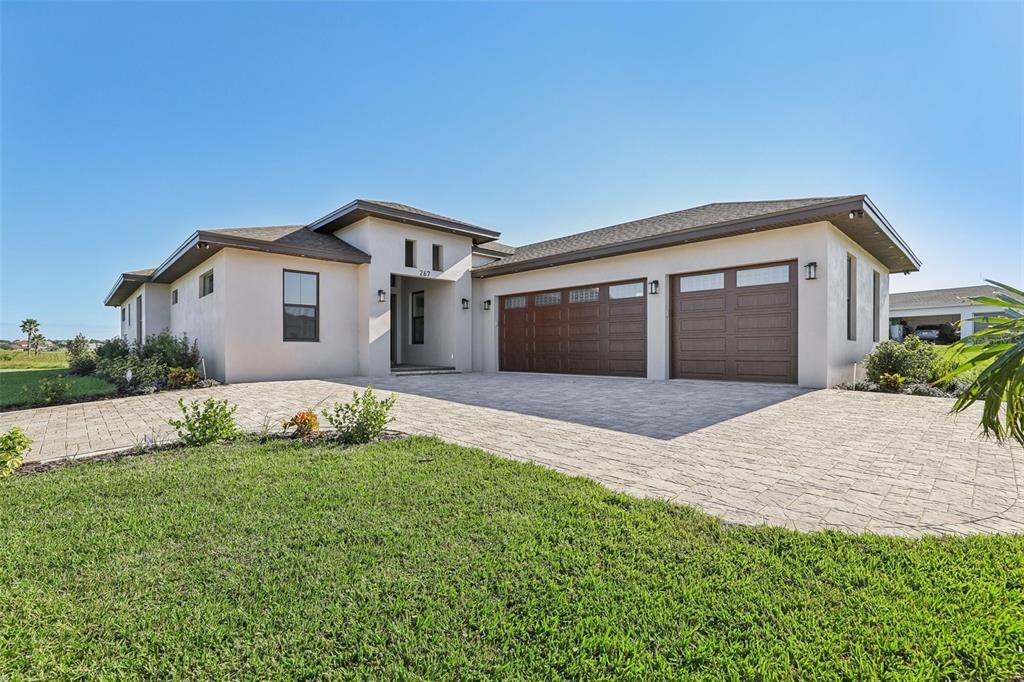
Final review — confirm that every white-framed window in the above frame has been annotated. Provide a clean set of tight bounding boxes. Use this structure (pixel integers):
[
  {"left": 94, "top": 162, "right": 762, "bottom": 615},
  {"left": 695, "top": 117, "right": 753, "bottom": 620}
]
[
  {"left": 608, "top": 282, "right": 644, "bottom": 299},
  {"left": 405, "top": 240, "right": 416, "bottom": 268},
  {"left": 432, "top": 244, "right": 443, "bottom": 271},
  {"left": 535, "top": 292, "right": 561, "bottom": 306},
  {"left": 736, "top": 264, "right": 789, "bottom": 287},
  {"left": 171, "top": 289, "right": 178, "bottom": 305},
  {"left": 200, "top": 270, "right": 214, "bottom": 298},
  {"left": 569, "top": 287, "right": 599, "bottom": 303},
  {"left": 680, "top": 272, "right": 725, "bottom": 292}
]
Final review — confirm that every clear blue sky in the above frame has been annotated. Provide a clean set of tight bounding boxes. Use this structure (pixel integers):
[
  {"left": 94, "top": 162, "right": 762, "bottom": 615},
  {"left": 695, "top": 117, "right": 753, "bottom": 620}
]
[{"left": 2, "top": 1, "right": 1021, "bottom": 339}]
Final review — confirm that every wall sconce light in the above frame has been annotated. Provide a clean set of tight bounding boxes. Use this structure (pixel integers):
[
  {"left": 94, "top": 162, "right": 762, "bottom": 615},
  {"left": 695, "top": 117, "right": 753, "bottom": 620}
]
[
  {"left": 804, "top": 262, "right": 818, "bottom": 280},
  {"left": 482, "top": 299, "right": 492, "bottom": 311},
  {"left": 648, "top": 280, "right": 659, "bottom": 295},
  {"left": 461, "top": 298, "right": 470, "bottom": 310},
  {"left": 377, "top": 289, "right": 387, "bottom": 303},
  {"left": 848, "top": 209, "right": 865, "bottom": 220}
]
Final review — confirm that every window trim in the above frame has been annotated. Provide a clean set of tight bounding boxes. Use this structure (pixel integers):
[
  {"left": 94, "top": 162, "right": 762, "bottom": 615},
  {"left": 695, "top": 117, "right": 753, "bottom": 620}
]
[
  {"left": 199, "top": 270, "right": 214, "bottom": 298},
  {"left": 872, "top": 270, "right": 881, "bottom": 342},
  {"left": 846, "top": 254, "right": 857, "bottom": 341},
  {"left": 282, "top": 269, "right": 320, "bottom": 343},
  {"left": 411, "top": 290, "right": 425, "bottom": 344},
  {"left": 432, "top": 244, "right": 443, "bottom": 271},
  {"left": 405, "top": 239, "right": 416, "bottom": 268}
]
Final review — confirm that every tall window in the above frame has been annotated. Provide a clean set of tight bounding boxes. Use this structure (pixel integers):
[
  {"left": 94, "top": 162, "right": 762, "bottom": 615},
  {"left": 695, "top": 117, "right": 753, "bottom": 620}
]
[
  {"left": 411, "top": 291, "right": 424, "bottom": 344},
  {"left": 283, "top": 270, "right": 319, "bottom": 341},
  {"left": 872, "top": 271, "right": 881, "bottom": 342},
  {"left": 846, "top": 255, "right": 857, "bottom": 341},
  {"left": 200, "top": 270, "right": 214, "bottom": 298},
  {"left": 432, "top": 244, "right": 443, "bottom": 271},
  {"left": 171, "top": 289, "right": 178, "bottom": 305},
  {"left": 405, "top": 239, "right": 416, "bottom": 268},
  {"left": 121, "top": 307, "right": 126, "bottom": 322}
]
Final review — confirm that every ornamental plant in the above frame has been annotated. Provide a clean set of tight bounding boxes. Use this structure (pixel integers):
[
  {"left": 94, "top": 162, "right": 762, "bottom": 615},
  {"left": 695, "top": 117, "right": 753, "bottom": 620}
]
[
  {"left": 1, "top": 427, "right": 32, "bottom": 477},
  {"left": 283, "top": 409, "right": 320, "bottom": 438},
  {"left": 321, "top": 387, "right": 396, "bottom": 445},
  {"left": 167, "top": 397, "right": 240, "bottom": 447},
  {"left": 863, "top": 336, "right": 937, "bottom": 384}
]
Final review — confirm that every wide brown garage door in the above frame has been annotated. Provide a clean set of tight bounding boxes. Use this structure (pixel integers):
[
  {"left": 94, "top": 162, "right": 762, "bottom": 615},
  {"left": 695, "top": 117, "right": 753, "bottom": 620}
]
[
  {"left": 671, "top": 261, "right": 797, "bottom": 383},
  {"left": 499, "top": 280, "right": 647, "bottom": 377}
]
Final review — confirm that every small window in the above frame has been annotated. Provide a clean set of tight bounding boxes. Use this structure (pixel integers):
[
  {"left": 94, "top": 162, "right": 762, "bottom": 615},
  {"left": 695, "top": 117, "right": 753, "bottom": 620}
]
[
  {"left": 680, "top": 273, "right": 725, "bottom": 293},
  {"left": 504, "top": 295, "right": 527, "bottom": 310},
  {"left": 534, "top": 292, "right": 561, "bottom": 306},
  {"left": 200, "top": 270, "right": 214, "bottom": 298},
  {"left": 569, "top": 287, "right": 599, "bottom": 303},
  {"left": 283, "top": 270, "right": 319, "bottom": 341},
  {"left": 846, "top": 255, "right": 857, "bottom": 341},
  {"left": 432, "top": 244, "right": 443, "bottom": 271},
  {"left": 126, "top": 305, "right": 130, "bottom": 325},
  {"left": 736, "top": 264, "right": 789, "bottom": 287},
  {"left": 171, "top": 289, "right": 178, "bottom": 305},
  {"left": 872, "top": 271, "right": 881, "bottom": 342},
  {"left": 411, "top": 291, "right": 424, "bottom": 344},
  {"left": 608, "top": 282, "right": 645, "bottom": 299},
  {"left": 121, "top": 307, "right": 125, "bottom": 322},
  {"left": 405, "top": 240, "right": 416, "bottom": 268}
]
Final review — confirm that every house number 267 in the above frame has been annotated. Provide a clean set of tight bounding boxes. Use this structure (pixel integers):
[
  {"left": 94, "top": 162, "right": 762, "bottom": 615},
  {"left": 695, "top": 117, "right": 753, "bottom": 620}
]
[{"left": 419, "top": 269, "right": 433, "bottom": 277}]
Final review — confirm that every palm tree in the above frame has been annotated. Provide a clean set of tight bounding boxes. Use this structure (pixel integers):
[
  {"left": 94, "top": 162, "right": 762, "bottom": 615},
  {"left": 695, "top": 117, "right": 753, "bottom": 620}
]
[
  {"left": 19, "top": 318, "right": 40, "bottom": 354},
  {"left": 942, "top": 281, "right": 1024, "bottom": 447}
]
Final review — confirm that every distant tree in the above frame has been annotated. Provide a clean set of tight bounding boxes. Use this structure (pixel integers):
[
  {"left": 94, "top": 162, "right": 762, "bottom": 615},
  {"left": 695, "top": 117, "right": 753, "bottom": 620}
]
[
  {"left": 67, "top": 334, "right": 90, "bottom": 360},
  {"left": 19, "top": 319, "right": 40, "bottom": 354}
]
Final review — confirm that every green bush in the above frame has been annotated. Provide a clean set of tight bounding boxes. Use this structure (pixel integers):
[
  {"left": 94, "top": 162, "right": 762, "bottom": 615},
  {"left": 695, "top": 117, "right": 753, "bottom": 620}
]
[
  {"left": 136, "top": 332, "right": 199, "bottom": 371},
  {"left": 68, "top": 354, "right": 97, "bottom": 376},
  {"left": 95, "top": 337, "right": 130, "bottom": 362},
  {"left": 96, "top": 356, "right": 168, "bottom": 393},
  {"left": 864, "top": 336, "right": 938, "bottom": 383},
  {"left": 167, "top": 398, "right": 240, "bottom": 446},
  {"left": 878, "top": 373, "right": 907, "bottom": 393},
  {"left": 24, "top": 377, "right": 73, "bottom": 405},
  {"left": 322, "top": 387, "right": 396, "bottom": 444},
  {"left": 167, "top": 367, "right": 200, "bottom": 389},
  {"left": 0, "top": 427, "right": 32, "bottom": 477}
]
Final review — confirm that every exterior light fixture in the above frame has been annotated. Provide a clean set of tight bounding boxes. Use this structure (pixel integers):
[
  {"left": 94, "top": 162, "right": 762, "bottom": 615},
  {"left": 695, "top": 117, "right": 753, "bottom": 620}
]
[
  {"left": 848, "top": 209, "right": 865, "bottom": 220},
  {"left": 804, "top": 262, "right": 818, "bottom": 280},
  {"left": 462, "top": 298, "right": 470, "bottom": 310},
  {"left": 648, "top": 280, "right": 659, "bottom": 295},
  {"left": 377, "top": 289, "right": 387, "bottom": 303},
  {"left": 482, "top": 299, "right": 492, "bottom": 311}
]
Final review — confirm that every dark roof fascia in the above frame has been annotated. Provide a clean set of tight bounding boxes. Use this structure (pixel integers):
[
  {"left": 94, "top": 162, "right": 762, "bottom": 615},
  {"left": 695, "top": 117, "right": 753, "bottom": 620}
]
[
  {"left": 475, "top": 196, "right": 919, "bottom": 278},
  {"left": 103, "top": 271, "right": 152, "bottom": 307},
  {"left": 472, "top": 244, "right": 515, "bottom": 258},
  {"left": 306, "top": 199, "right": 501, "bottom": 244},
  {"left": 861, "top": 195, "right": 921, "bottom": 272}
]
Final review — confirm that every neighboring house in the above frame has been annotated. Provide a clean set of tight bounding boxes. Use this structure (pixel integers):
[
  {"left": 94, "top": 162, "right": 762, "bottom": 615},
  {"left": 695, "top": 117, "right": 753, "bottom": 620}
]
[
  {"left": 889, "top": 285, "right": 1009, "bottom": 340},
  {"left": 105, "top": 195, "right": 920, "bottom": 387}
]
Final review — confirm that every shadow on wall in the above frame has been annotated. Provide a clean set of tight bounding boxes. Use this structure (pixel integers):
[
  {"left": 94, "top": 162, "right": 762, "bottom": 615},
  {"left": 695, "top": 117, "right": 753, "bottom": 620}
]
[{"left": 328, "top": 373, "right": 811, "bottom": 440}]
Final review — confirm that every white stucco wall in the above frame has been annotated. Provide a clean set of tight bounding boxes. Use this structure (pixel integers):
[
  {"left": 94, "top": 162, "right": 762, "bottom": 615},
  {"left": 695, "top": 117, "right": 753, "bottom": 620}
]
[
  {"left": 471, "top": 221, "right": 892, "bottom": 388},
  {"left": 167, "top": 251, "right": 227, "bottom": 381},
  {"left": 333, "top": 217, "right": 474, "bottom": 376}
]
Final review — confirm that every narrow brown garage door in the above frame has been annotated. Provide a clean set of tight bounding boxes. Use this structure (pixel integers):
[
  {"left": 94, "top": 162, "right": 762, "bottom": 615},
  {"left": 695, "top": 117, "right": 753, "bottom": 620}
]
[
  {"left": 499, "top": 280, "right": 647, "bottom": 377},
  {"left": 671, "top": 261, "right": 797, "bottom": 383}
]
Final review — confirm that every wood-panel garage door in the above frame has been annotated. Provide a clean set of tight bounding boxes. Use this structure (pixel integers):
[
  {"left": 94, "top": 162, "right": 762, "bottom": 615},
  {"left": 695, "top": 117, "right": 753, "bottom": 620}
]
[
  {"left": 671, "top": 261, "right": 797, "bottom": 383},
  {"left": 499, "top": 280, "right": 647, "bottom": 377}
]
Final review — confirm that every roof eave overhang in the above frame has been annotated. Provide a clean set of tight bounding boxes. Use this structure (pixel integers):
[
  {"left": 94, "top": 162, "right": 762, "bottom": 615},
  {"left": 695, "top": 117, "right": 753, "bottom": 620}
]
[
  {"left": 307, "top": 200, "right": 501, "bottom": 244},
  {"left": 475, "top": 196, "right": 922, "bottom": 278},
  {"left": 103, "top": 273, "right": 151, "bottom": 307}
]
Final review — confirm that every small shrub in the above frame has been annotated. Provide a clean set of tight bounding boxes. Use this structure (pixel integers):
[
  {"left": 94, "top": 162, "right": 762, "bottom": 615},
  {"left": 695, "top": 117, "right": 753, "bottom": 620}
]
[
  {"left": 835, "top": 380, "right": 878, "bottom": 392},
  {"left": 322, "top": 387, "right": 396, "bottom": 444},
  {"left": 283, "top": 409, "right": 320, "bottom": 438},
  {"left": 25, "top": 377, "right": 73, "bottom": 405},
  {"left": 167, "top": 367, "right": 200, "bottom": 389},
  {"left": 95, "top": 337, "right": 131, "bottom": 361},
  {"left": 68, "top": 354, "right": 97, "bottom": 376},
  {"left": 0, "top": 427, "right": 32, "bottom": 477},
  {"left": 906, "top": 383, "right": 947, "bottom": 397},
  {"left": 864, "top": 336, "right": 938, "bottom": 384},
  {"left": 195, "top": 379, "right": 221, "bottom": 389},
  {"left": 137, "top": 332, "right": 199, "bottom": 370},
  {"left": 167, "top": 397, "right": 240, "bottom": 446},
  {"left": 97, "top": 356, "right": 168, "bottom": 393},
  {"left": 878, "top": 373, "right": 907, "bottom": 393}
]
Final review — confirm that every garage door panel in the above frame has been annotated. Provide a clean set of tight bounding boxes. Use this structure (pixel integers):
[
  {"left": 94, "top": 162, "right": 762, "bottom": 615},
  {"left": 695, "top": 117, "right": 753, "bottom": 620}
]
[
  {"left": 499, "top": 281, "right": 647, "bottom": 377},
  {"left": 672, "top": 261, "right": 796, "bottom": 383}
]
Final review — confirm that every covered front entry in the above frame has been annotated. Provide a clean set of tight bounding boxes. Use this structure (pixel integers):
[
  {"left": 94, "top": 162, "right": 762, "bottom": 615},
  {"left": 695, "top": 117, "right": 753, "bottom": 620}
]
[
  {"left": 671, "top": 261, "right": 797, "bottom": 383},
  {"left": 498, "top": 279, "right": 647, "bottom": 377}
]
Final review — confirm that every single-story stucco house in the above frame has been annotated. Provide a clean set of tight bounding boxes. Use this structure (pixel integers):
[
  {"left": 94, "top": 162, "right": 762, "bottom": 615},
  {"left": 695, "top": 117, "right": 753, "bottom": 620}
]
[
  {"left": 889, "top": 284, "right": 1009, "bottom": 340},
  {"left": 105, "top": 194, "right": 920, "bottom": 388}
]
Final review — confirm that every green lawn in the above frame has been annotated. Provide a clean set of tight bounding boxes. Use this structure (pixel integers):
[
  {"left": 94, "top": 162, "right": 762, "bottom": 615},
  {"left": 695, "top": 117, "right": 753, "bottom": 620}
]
[
  {"left": 0, "top": 368, "right": 117, "bottom": 409},
  {"left": 2, "top": 438, "right": 1021, "bottom": 679},
  {"left": 0, "top": 349, "right": 69, "bottom": 370}
]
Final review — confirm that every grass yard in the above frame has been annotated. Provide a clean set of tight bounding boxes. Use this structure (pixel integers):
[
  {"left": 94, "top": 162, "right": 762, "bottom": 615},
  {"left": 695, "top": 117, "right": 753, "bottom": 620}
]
[
  {"left": 0, "top": 349, "right": 69, "bottom": 370},
  {"left": 2, "top": 437, "right": 1022, "bottom": 680},
  {"left": 0, "top": 368, "right": 117, "bottom": 409}
]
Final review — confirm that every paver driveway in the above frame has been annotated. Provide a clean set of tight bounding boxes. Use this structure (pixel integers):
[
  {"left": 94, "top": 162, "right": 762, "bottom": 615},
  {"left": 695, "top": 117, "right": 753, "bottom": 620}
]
[{"left": 3, "top": 373, "right": 1022, "bottom": 537}]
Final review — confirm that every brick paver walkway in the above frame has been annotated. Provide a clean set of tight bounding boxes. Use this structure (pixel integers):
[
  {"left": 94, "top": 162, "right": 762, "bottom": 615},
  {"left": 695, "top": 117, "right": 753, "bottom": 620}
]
[{"left": 3, "top": 373, "right": 1021, "bottom": 537}]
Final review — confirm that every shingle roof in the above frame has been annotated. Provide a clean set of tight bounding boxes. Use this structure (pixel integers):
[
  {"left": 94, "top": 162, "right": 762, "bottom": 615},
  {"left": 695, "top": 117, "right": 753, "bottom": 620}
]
[
  {"left": 476, "top": 196, "right": 857, "bottom": 270},
  {"left": 475, "top": 241, "right": 516, "bottom": 255},
  {"left": 359, "top": 200, "right": 491, "bottom": 232},
  {"left": 203, "top": 225, "right": 370, "bottom": 261},
  {"left": 890, "top": 285, "right": 1009, "bottom": 310}
]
